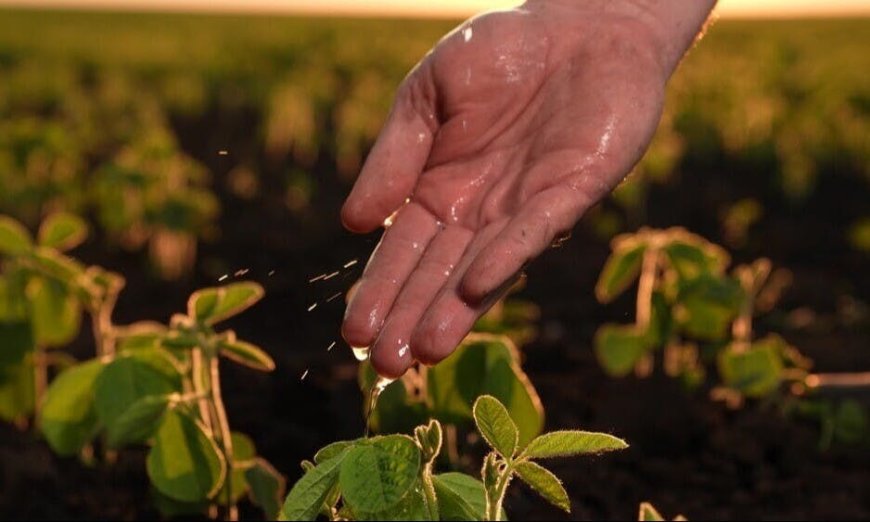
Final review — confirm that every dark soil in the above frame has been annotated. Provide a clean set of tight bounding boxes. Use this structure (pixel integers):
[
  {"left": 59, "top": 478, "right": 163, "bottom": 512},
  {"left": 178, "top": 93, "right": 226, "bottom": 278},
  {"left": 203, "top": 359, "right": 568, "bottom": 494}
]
[{"left": 1, "top": 95, "right": 869, "bottom": 521}]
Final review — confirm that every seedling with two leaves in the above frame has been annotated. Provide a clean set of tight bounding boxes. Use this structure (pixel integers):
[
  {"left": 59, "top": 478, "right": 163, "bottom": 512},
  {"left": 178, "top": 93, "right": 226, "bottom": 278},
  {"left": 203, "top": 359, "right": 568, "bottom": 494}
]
[
  {"left": 280, "top": 394, "right": 627, "bottom": 521},
  {"left": 39, "top": 281, "right": 285, "bottom": 520}
]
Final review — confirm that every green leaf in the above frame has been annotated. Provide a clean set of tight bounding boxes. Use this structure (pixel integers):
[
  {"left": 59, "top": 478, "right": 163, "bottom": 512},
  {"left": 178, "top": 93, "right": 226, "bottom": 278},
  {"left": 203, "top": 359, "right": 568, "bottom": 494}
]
[
  {"left": 433, "top": 473, "right": 496, "bottom": 521},
  {"left": 472, "top": 395, "right": 519, "bottom": 459},
  {"left": 108, "top": 394, "right": 174, "bottom": 447},
  {"left": 596, "top": 241, "right": 646, "bottom": 303},
  {"left": 30, "top": 247, "right": 85, "bottom": 282},
  {"left": 522, "top": 430, "right": 628, "bottom": 459},
  {"left": 0, "top": 354, "right": 35, "bottom": 422},
  {"left": 0, "top": 216, "right": 33, "bottom": 256},
  {"left": 219, "top": 338, "right": 275, "bottom": 372},
  {"left": 281, "top": 451, "right": 347, "bottom": 521},
  {"left": 718, "top": 340, "right": 783, "bottom": 397},
  {"left": 28, "top": 276, "right": 82, "bottom": 347},
  {"left": 638, "top": 502, "right": 665, "bottom": 521},
  {"left": 37, "top": 212, "right": 88, "bottom": 252},
  {"left": 40, "top": 359, "right": 104, "bottom": 456},
  {"left": 314, "top": 440, "right": 358, "bottom": 464},
  {"left": 428, "top": 335, "right": 544, "bottom": 447},
  {"left": 662, "top": 231, "right": 729, "bottom": 279},
  {"left": 188, "top": 282, "right": 264, "bottom": 326},
  {"left": 0, "top": 320, "right": 33, "bottom": 368},
  {"left": 352, "top": 480, "right": 429, "bottom": 521},
  {"left": 95, "top": 356, "right": 179, "bottom": 447},
  {"left": 833, "top": 400, "right": 870, "bottom": 444},
  {"left": 339, "top": 435, "right": 421, "bottom": 514},
  {"left": 594, "top": 324, "right": 649, "bottom": 377},
  {"left": 513, "top": 460, "right": 570, "bottom": 513},
  {"left": 247, "top": 457, "right": 286, "bottom": 520},
  {"left": 676, "top": 275, "right": 744, "bottom": 341},
  {"left": 147, "top": 409, "right": 226, "bottom": 503}
]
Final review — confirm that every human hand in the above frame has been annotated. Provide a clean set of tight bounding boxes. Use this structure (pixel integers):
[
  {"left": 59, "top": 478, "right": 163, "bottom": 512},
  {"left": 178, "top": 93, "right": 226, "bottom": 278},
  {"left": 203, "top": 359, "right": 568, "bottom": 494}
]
[{"left": 341, "top": 0, "right": 716, "bottom": 377}]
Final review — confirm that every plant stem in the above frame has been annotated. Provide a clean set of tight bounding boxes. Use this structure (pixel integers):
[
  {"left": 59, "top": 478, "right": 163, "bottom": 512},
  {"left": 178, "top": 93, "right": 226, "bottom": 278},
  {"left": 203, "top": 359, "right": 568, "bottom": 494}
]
[
  {"left": 636, "top": 247, "right": 659, "bottom": 329},
  {"left": 208, "top": 355, "right": 237, "bottom": 521},
  {"left": 806, "top": 372, "right": 870, "bottom": 389},
  {"left": 190, "top": 349, "right": 213, "bottom": 432},
  {"left": 32, "top": 347, "right": 46, "bottom": 429},
  {"left": 421, "top": 461, "right": 439, "bottom": 521},
  {"left": 485, "top": 465, "right": 513, "bottom": 522}
]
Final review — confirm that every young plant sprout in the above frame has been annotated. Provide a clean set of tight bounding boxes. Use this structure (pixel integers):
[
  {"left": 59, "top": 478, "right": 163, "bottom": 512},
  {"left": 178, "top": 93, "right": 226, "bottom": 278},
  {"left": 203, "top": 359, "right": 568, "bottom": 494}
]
[
  {"left": 280, "top": 394, "right": 627, "bottom": 521},
  {"left": 38, "top": 281, "right": 285, "bottom": 520}
]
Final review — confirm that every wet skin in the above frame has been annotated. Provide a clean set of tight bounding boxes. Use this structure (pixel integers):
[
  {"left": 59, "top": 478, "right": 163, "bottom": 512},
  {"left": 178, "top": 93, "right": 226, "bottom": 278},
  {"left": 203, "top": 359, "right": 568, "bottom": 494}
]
[{"left": 341, "top": 0, "right": 716, "bottom": 378}]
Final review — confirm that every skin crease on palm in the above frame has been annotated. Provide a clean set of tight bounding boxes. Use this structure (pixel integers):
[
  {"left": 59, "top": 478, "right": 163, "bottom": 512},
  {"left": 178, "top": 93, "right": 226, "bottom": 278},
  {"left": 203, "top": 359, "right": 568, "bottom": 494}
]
[{"left": 340, "top": 0, "right": 718, "bottom": 378}]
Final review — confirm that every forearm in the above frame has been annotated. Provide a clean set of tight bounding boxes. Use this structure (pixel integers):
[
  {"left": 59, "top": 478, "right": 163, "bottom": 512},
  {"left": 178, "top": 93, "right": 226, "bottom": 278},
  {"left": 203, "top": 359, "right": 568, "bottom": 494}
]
[{"left": 528, "top": 0, "right": 718, "bottom": 76}]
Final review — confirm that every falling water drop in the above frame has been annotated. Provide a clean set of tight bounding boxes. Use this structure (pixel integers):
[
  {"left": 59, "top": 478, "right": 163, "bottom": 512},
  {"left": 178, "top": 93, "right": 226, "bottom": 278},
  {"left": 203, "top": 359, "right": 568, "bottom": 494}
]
[
  {"left": 364, "top": 375, "right": 397, "bottom": 437},
  {"left": 300, "top": 369, "right": 309, "bottom": 381},
  {"left": 327, "top": 341, "right": 336, "bottom": 352},
  {"left": 343, "top": 259, "right": 359, "bottom": 269},
  {"left": 351, "top": 345, "right": 370, "bottom": 361},
  {"left": 218, "top": 274, "right": 228, "bottom": 282},
  {"left": 307, "top": 303, "right": 318, "bottom": 312}
]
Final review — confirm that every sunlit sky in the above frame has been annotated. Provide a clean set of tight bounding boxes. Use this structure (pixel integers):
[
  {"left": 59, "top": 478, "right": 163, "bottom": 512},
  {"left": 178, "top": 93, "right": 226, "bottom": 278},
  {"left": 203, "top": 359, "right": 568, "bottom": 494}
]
[{"left": 1, "top": 0, "right": 868, "bottom": 17}]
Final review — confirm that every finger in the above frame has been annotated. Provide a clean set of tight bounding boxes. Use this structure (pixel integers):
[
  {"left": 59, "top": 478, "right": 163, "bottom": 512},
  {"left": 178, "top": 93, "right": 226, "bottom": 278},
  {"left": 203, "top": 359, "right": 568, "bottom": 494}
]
[
  {"left": 369, "top": 225, "right": 474, "bottom": 378},
  {"left": 410, "top": 221, "right": 510, "bottom": 365},
  {"left": 341, "top": 78, "right": 437, "bottom": 233},
  {"left": 460, "top": 185, "right": 589, "bottom": 303},
  {"left": 342, "top": 203, "right": 440, "bottom": 348}
]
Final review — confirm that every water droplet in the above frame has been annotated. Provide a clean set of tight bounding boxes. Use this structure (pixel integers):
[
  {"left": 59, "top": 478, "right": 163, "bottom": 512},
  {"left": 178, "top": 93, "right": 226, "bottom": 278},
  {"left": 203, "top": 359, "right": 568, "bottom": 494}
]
[
  {"left": 383, "top": 210, "right": 399, "bottom": 228},
  {"left": 323, "top": 271, "right": 340, "bottom": 281},
  {"left": 268, "top": 270, "right": 275, "bottom": 276},
  {"left": 234, "top": 268, "right": 249, "bottom": 277},
  {"left": 218, "top": 150, "right": 228, "bottom": 156},
  {"left": 364, "top": 375, "right": 397, "bottom": 437},
  {"left": 343, "top": 259, "right": 359, "bottom": 269},
  {"left": 218, "top": 274, "right": 228, "bottom": 282},
  {"left": 309, "top": 273, "right": 327, "bottom": 283},
  {"left": 417, "top": 132, "right": 426, "bottom": 144},
  {"left": 550, "top": 230, "right": 572, "bottom": 248},
  {"left": 411, "top": 242, "right": 420, "bottom": 250},
  {"left": 307, "top": 303, "right": 318, "bottom": 312},
  {"left": 398, "top": 344, "right": 410, "bottom": 358},
  {"left": 326, "top": 292, "right": 342, "bottom": 303},
  {"left": 300, "top": 369, "right": 309, "bottom": 381},
  {"left": 351, "top": 345, "right": 370, "bottom": 361},
  {"left": 327, "top": 341, "right": 336, "bottom": 352},
  {"left": 462, "top": 25, "right": 473, "bottom": 42}
]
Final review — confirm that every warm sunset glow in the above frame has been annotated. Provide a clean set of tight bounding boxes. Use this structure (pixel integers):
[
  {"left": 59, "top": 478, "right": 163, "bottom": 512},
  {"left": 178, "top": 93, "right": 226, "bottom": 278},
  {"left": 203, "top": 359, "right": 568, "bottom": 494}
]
[{"left": 0, "top": 0, "right": 868, "bottom": 17}]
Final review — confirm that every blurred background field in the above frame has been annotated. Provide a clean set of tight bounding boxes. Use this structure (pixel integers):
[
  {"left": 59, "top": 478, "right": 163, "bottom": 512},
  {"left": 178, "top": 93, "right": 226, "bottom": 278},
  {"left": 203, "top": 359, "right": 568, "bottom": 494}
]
[{"left": 0, "top": 7, "right": 868, "bottom": 520}]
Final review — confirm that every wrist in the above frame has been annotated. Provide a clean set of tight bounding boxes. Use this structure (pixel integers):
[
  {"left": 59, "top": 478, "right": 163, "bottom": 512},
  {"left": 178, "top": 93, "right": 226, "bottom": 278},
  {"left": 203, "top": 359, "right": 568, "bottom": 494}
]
[{"left": 524, "top": 0, "right": 717, "bottom": 76}]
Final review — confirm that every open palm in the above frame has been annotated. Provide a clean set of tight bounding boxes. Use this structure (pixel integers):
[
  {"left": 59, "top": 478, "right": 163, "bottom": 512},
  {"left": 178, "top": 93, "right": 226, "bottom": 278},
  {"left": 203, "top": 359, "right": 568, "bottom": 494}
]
[{"left": 341, "top": 2, "right": 670, "bottom": 377}]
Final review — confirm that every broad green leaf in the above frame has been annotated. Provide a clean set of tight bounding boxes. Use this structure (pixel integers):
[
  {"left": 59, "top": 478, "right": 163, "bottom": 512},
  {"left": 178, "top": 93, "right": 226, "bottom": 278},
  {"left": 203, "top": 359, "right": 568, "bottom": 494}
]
[
  {"left": 27, "top": 276, "right": 82, "bottom": 347},
  {"left": 219, "top": 339, "right": 275, "bottom": 372},
  {"left": 513, "top": 460, "right": 570, "bottom": 513},
  {"left": 188, "top": 282, "right": 264, "bottom": 325},
  {"left": 662, "top": 231, "right": 729, "bottom": 279},
  {"left": 95, "top": 356, "right": 179, "bottom": 446},
  {"left": 31, "top": 247, "right": 85, "bottom": 282},
  {"left": 352, "top": 479, "right": 429, "bottom": 521},
  {"left": 718, "top": 340, "right": 783, "bottom": 397},
  {"left": 37, "top": 212, "right": 88, "bottom": 252},
  {"left": 147, "top": 409, "right": 226, "bottom": 503},
  {"left": 639, "top": 502, "right": 665, "bottom": 521},
  {"left": 594, "top": 324, "right": 649, "bottom": 377},
  {"left": 596, "top": 241, "right": 646, "bottom": 303},
  {"left": 833, "top": 400, "right": 869, "bottom": 444},
  {"left": 433, "top": 472, "right": 499, "bottom": 521},
  {"left": 0, "top": 355, "right": 35, "bottom": 422},
  {"left": 115, "top": 322, "right": 168, "bottom": 352},
  {"left": 108, "top": 394, "right": 173, "bottom": 447},
  {"left": 676, "top": 275, "right": 744, "bottom": 341},
  {"left": 472, "top": 395, "right": 519, "bottom": 458},
  {"left": 522, "top": 430, "right": 628, "bottom": 459},
  {"left": 40, "top": 359, "right": 104, "bottom": 456},
  {"left": 281, "top": 451, "right": 347, "bottom": 521},
  {"left": 150, "top": 486, "right": 208, "bottom": 519},
  {"left": 314, "top": 440, "right": 359, "bottom": 464},
  {"left": 339, "top": 435, "right": 421, "bottom": 514},
  {"left": 247, "top": 457, "right": 286, "bottom": 520},
  {"left": 428, "top": 336, "right": 544, "bottom": 446},
  {"left": 0, "top": 216, "right": 32, "bottom": 255},
  {"left": 0, "top": 320, "right": 33, "bottom": 368}
]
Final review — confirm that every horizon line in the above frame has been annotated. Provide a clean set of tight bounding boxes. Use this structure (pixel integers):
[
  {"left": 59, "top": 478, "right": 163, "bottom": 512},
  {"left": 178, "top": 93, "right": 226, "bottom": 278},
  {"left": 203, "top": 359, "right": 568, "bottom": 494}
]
[{"left": 0, "top": 1, "right": 868, "bottom": 19}]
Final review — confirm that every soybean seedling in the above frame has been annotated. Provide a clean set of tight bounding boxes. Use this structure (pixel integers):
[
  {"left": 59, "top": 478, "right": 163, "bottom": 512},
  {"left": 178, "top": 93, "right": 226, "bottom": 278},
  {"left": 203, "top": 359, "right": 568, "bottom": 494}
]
[{"left": 280, "top": 394, "right": 626, "bottom": 521}]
